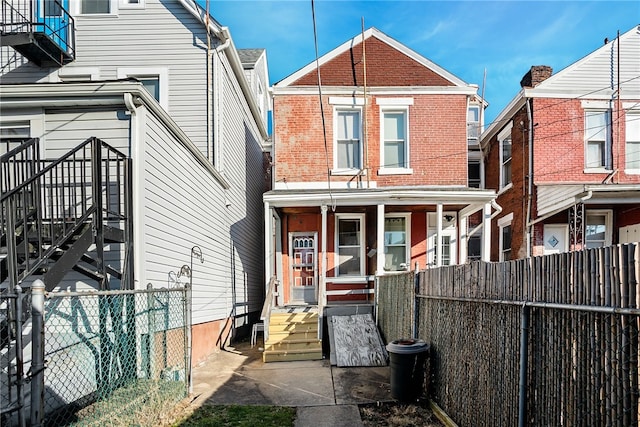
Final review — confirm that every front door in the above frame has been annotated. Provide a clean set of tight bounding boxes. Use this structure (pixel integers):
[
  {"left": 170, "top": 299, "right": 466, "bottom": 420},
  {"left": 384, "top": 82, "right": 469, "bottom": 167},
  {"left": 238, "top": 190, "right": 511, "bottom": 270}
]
[
  {"left": 543, "top": 224, "right": 569, "bottom": 254},
  {"left": 288, "top": 232, "right": 318, "bottom": 304},
  {"left": 427, "top": 212, "right": 457, "bottom": 267}
]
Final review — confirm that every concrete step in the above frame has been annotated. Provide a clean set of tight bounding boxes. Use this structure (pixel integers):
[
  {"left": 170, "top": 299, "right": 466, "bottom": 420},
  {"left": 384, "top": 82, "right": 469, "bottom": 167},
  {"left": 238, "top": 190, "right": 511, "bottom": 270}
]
[{"left": 262, "top": 348, "right": 323, "bottom": 363}]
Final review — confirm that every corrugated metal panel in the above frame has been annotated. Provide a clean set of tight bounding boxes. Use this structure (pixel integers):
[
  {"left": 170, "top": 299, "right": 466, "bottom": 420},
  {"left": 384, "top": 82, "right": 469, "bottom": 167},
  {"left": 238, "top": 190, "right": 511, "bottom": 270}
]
[{"left": 536, "top": 184, "right": 583, "bottom": 216}]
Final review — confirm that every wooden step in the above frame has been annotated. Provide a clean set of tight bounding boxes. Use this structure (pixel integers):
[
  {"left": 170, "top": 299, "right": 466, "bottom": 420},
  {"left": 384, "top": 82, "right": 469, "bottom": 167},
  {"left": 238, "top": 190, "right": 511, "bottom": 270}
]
[
  {"left": 264, "top": 339, "right": 322, "bottom": 352},
  {"left": 268, "top": 322, "right": 317, "bottom": 333},
  {"left": 269, "top": 312, "right": 318, "bottom": 324},
  {"left": 263, "top": 349, "right": 323, "bottom": 363},
  {"left": 267, "top": 330, "right": 319, "bottom": 341}
]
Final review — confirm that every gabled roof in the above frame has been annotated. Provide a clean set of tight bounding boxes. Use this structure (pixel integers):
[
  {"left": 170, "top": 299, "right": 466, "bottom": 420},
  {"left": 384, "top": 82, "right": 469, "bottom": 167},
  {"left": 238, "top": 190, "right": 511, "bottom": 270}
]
[
  {"left": 482, "top": 25, "right": 640, "bottom": 142},
  {"left": 238, "top": 48, "right": 265, "bottom": 69},
  {"left": 274, "top": 27, "right": 470, "bottom": 88}
]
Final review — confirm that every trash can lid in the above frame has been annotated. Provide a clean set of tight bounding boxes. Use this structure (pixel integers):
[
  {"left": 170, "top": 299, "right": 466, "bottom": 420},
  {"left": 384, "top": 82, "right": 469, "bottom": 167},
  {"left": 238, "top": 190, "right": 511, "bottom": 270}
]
[{"left": 386, "top": 338, "right": 429, "bottom": 354}]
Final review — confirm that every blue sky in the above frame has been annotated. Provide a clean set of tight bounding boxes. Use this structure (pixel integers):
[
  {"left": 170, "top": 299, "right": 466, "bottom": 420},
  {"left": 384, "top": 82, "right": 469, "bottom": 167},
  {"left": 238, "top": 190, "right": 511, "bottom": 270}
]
[{"left": 204, "top": 1, "right": 639, "bottom": 126}]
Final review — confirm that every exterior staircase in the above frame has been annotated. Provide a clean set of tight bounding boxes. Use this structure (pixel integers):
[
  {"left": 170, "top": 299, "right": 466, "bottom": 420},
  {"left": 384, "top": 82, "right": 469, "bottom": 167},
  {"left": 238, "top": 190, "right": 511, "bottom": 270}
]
[{"left": 262, "top": 308, "right": 323, "bottom": 362}]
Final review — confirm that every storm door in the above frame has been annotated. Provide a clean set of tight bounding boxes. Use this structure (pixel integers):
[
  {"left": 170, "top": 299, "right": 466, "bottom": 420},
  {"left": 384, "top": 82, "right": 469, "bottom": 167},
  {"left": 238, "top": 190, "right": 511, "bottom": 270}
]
[{"left": 288, "top": 232, "right": 318, "bottom": 304}]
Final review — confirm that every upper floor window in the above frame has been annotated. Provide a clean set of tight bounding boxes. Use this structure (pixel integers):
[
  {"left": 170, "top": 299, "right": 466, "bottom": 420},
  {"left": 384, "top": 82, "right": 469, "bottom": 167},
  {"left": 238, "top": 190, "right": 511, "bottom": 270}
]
[
  {"left": 334, "top": 109, "right": 362, "bottom": 171},
  {"left": 585, "top": 110, "right": 611, "bottom": 170},
  {"left": 335, "top": 214, "right": 365, "bottom": 276},
  {"left": 117, "top": 67, "right": 168, "bottom": 111},
  {"left": 498, "top": 213, "right": 513, "bottom": 261},
  {"left": 498, "top": 123, "right": 512, "bottom": 190},
  {"left": 626, "top": 112, "right": 640, "bottom": 172},
  {"left": 467, "top": 105, "right": 480, "bottom": 146},
  {"left": 384, "top": 214, "right": 410, "bottom": 272},
  {"left": 468, "top": 148, "right": 482, "bottom": 188},
  {"left": 382, "top": 110, "right": 408, "bottom": 169},
  {"left": 79, "top": 0, "right": 114, "bottom": 14}
]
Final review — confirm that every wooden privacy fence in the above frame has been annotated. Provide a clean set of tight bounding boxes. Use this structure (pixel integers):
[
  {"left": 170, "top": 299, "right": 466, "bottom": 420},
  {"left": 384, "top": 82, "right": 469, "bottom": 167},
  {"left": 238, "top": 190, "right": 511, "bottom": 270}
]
[{"left": 376, "top": 243, "right": 640, "bottom": 427}]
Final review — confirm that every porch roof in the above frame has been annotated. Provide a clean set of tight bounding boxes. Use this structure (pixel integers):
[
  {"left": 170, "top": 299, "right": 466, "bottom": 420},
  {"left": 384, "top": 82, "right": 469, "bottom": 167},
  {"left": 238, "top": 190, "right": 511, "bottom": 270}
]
[{"left": 263, "top": 186, "right": 496, "bottom": 210}]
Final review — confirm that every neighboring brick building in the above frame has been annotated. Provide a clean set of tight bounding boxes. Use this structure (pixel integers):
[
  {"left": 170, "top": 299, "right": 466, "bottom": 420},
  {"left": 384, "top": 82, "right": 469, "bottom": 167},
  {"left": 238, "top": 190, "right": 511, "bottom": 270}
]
[
  {"left": 264, "top": 28, "right": 497, "bottom": 308},
  {"left": 481, "top": 26, "right": 640, "bottom": 261}
]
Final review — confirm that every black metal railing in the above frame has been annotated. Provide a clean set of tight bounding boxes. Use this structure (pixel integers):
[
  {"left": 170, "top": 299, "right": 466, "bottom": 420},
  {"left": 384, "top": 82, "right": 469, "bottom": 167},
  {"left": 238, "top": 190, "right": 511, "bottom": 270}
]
[
  {"left": 1, "top": 137, "right": 131, "bottom": 291},
  {"left": 1, "top": 0, "right": 76, "bottom": 62}
]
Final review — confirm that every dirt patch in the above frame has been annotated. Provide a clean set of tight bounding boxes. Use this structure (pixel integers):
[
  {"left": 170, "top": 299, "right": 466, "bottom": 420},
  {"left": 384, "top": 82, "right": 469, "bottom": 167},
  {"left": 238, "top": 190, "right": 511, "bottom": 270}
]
[{"left": 359, "top": 401, "right": 444, "bottom": 427}]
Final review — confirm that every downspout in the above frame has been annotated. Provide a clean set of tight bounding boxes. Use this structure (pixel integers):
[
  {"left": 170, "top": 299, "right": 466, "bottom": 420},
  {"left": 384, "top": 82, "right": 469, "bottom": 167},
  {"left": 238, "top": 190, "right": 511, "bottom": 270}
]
[
  {"left": 525, "top": 98, "right": 533, "bottom": 258},
  {"left": 124, "top": 92, "right": 143, "bottom": 289},
  {"left": 211, "top": 29, "right": 231, "bottom": 166}
]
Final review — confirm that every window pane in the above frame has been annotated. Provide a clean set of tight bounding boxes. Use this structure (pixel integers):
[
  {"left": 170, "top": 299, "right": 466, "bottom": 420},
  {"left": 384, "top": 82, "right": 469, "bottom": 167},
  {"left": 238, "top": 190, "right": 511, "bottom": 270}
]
[
  {"left": 502, "top": 159, "right": 511, "bottom": 187},
  {"left": 338, "top": 247, "right": 361, "bottom": 276},
  {"left": 45, "top": 0, "right": 62, "bottom": 16},
  {"left": 384, "top": 246, "right": 406, "bottom": 271},
  {"left": 586, "top": 111, "right": 607, "bottom": 141},
  {"left": 337, "top": 111, "right": 359, "bottom": 140},
  {"left": 384, "top": 217, "right": 407, "bottom": 271},
  {"left": 81, "top": 0, "right": 110, "bottom": 13},
  {"left": 139, "top": 78, "right": 160, "bottom": 101},
  {"left": 337, "top": 140, "right": 360, "bottom": 169},
  {"left": 468, "top": 234, "right": 481, "bottom": 261},
  {"left": 384, "top": 141, "right": 404, "bottom": 168},
  {"left": 384, "top": 113, "right": 404, "bottom": 140},
  {"left": 468, "top": 160, "right": 481, "bottom": 188},
  {"left": 0, "top": 122, "right": 30, "bottom": 139},
  {"left": 586, "top": 214, "right": 606, "bottom": 248},
  {"left": 627, "top": 142, "right": 640, "bottom": 169},
  {"left": 384, "top": 217, "right": 406, "bottom": 245},
  {"left": 586, "top": 141, "right": 604, "bottom": 168},
  {"left": 502, "top": 138, "right": 512, "bottom": 161},
  {"left": 338, "top": 219, "right": 360, "bottom": 246}
]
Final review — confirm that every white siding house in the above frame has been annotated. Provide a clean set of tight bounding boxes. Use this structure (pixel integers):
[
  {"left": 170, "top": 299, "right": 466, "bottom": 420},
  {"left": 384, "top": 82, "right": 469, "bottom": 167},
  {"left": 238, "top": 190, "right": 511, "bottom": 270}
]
[{"left": 0, "top": 0, "right": 270, "bottom": 364}]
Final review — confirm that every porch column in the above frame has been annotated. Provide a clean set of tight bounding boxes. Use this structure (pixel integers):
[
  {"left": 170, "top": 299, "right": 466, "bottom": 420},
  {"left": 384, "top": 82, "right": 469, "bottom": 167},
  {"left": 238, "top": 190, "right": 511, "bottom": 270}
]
[
  {"left": 459, "top": 216, "right": 468, "bottom": 264},
  {"left": 320, "top": 204, "right": 328, "bottom": 308},
  {"left": 376, "top": 204, "right": 385, "bottom": 274},
  {"left": 264, "top": 202, "right": 272, "bottom": 284},
  {"left": 482, "top": 202, "right": 492, "bottom": 261},
  {"left": 436, "top": 203, "right": 443, "bottom": 267}
]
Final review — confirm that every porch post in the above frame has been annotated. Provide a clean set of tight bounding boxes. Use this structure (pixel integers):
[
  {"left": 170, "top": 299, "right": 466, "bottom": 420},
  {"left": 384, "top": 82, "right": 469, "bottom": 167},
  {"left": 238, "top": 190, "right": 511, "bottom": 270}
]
[
  {"left": 482, "top": 202, "right": 492, "bottom": 261},
  {"left": 376, "top": 204, "right": 385, "bottom": 274},
  {"left": 459, "top": 215, "right": 468, "bottom": 264},
  {"left": 320, "top": 204, "right": 328, "bottom": 308},
  {"left": 436, "top": 203, "right": 443, "bottom": 267},
  {"left": 264, "top": 202, "right": 272, "bottom": 284}
]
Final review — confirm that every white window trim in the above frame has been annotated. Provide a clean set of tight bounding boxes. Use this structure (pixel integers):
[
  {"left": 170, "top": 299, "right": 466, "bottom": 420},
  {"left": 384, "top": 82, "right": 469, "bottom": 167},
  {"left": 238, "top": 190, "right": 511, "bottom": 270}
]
[
  {"left": 0, "top": 112, "right": 45, "bottom": 158},
  {"left": 332, "top": 106, "right": 363, "bottom": 174},
  {"left": 498, "top": 121, "right": 513, "bottom": 190},
  {"left": 53, "top": 67, "right": 100, "bottom": 82},
  {"left": 334, "top": 213, "right": 366, "bottom": 278},
  {"left": 73, "top": 0, "right": 118, "bottom": 15},
  {"left": 378, "top": 106, "right": 412, "bottom": 175},
  {"left": 467, "top": 104, "right": 481, "bottom": 147},
  {"left": 583, "top": 109, "right": 612, "bottom": 172},
  {"left": 117, "top": 67, "right": 169, "bottom": 111},
  {"left": 384, "top": 213, "right": 411, "bottom": 272},
  {"left": 625, "top": 111, "right": 640, "bottom": 174},
  {"left": 585, "top": 209, "right": 613, "bottom": 247},
  {"left": 498, "top": 213, "right": 513, "bottom": 262},
  {"left": 376, "top": 98, "right": 414, "bottom": 106},
  {"left": 468, "top": 149, "right": 483, "bottom": 188},
  {"left": 119, "top": 0, "right": 145, "bottom": 9},
  {"left": 329, "top": 97, "right": 365, "bottom": 106}
]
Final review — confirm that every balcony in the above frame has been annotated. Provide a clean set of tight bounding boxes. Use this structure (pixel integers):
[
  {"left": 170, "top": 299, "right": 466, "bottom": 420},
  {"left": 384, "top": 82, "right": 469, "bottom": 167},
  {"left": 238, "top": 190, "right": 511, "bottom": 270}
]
[{"left": 1, "top": 0, "right": 75, "bottom": 67}]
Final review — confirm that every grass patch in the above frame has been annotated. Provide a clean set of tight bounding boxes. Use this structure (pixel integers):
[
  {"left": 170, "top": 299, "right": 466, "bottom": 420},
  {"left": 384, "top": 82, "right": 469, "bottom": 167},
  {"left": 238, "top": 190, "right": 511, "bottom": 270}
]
[{"left": 173, "top": 404, "right": 296, "bottom": 427}]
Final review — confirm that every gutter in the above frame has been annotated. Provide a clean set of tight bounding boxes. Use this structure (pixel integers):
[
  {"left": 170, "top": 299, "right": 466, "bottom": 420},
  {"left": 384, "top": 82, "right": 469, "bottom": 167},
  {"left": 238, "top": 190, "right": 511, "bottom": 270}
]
[
  {"left": 179, "top": 0, "right": 269, "bottom": 141},
  {"left": 0, "top": 82, "right": 231, "bottom": 189}
]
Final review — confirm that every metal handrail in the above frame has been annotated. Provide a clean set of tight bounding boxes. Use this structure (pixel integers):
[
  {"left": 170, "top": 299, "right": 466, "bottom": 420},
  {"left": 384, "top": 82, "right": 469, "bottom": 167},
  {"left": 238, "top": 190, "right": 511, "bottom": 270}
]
[{"left": 1, "top": 0, "right": 76, "bottom": 59}]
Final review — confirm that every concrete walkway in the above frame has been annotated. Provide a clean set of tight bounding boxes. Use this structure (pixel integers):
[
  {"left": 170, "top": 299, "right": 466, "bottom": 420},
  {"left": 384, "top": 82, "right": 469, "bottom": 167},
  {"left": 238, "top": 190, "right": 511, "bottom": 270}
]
[{"left": 188, "top": 341, "right": 393, "bottom": 426}]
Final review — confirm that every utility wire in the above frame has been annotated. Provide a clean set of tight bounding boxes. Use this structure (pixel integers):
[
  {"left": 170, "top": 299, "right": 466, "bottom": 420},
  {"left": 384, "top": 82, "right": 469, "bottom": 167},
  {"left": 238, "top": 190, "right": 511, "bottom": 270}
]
[{"left": 311, "top": 0, "right": 334, "bottom": 210}]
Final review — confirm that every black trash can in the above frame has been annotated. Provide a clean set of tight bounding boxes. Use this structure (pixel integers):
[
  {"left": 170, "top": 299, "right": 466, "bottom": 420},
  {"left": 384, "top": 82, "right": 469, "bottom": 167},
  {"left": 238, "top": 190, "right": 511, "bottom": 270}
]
[{"left": 386, "top": 338, "right": 430, "bottom": 402}]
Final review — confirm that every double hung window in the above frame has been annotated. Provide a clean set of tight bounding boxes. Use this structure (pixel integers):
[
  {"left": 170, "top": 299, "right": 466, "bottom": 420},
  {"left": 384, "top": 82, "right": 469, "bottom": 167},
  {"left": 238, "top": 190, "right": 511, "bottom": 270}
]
[
  {"left": 382, "top": 111, "right": 408, "bottom": 169},
  {"left": 626, "top": 112, "right": 640, "bottom": 171},
  {"left": 335, "top": 110, "right": 362, "bottom": 171},
  {"left": 498, "top": 123, "right": 512, "bottom": 190},
  {"left": 336, "top": 215, "right": 365, "bottom": 276},
  {"left": 498, "top": 213, "right": 513, "bottom": 261},
  {"left": 585, "top": 110, "right": 611, "bottom": 170},
  {"left": 384, "top": 214, "right": 410, "bottom": 271}
]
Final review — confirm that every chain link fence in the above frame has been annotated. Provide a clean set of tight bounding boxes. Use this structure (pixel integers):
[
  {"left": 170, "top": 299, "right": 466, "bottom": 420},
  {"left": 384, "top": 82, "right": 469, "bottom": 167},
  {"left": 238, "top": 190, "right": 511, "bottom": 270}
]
[
  {"left": 38, "top": 285, "right": 190, "bottom": 426},
  {"left": 376, "top": 243, "right": 640, "bottom": 426}
]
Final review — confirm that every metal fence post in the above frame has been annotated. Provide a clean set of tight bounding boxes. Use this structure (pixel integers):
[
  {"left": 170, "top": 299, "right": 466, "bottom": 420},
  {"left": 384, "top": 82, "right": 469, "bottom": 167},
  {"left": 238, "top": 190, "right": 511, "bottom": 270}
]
[
  {"left": 185, "top": 284, "right": 193, "bottom": 394},
  {"left": 30, "top": 280, "right": 46, "bottom": 427},
  {"left": 518, "top": 303, "right": 530, "bottom": 427}
]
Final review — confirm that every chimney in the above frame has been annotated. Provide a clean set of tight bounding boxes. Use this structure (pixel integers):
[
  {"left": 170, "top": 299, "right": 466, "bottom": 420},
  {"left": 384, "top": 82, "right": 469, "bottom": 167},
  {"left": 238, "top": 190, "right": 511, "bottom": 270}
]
[{"left": 520, "top": 65, "right": 553, "bottom": 88}]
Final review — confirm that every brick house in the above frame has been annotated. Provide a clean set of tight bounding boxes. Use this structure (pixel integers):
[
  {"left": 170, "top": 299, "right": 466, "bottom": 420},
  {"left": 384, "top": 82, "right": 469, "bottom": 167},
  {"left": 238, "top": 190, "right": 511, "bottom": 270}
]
[
  {"left": 481, "top": 26, "right": 640, "bottom": 261},
  {"left": 260, "top": 28, "right": 497, "bottom": 360}
]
